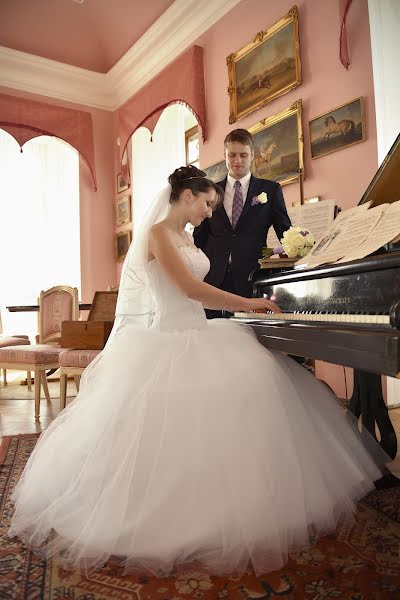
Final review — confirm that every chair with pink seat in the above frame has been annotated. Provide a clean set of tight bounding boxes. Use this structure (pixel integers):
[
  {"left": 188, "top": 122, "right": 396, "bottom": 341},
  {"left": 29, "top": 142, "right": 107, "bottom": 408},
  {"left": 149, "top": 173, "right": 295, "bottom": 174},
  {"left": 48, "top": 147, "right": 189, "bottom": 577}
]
[
  {"left": 0, "top": 309, "right": 32, "bottom": 388},
  {"left": 0, "top": 286, "right": 79, "bottom": 419}
]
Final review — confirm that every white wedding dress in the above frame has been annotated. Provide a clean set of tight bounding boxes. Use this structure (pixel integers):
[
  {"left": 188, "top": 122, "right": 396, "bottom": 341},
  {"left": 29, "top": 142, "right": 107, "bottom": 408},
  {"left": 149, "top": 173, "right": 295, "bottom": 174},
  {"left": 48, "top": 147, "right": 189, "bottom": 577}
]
[{"left": 9, "top": 243, "right": 384, "bottom": 576}]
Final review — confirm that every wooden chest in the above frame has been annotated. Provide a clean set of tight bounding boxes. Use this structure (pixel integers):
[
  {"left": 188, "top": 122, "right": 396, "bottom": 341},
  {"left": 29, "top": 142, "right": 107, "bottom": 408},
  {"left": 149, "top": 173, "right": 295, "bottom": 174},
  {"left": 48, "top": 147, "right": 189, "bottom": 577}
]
[
  {"left": 61, "top": 321, "right": 113, "bottom": 350},
  {"left": 61, "top": 290, "right": 118, "bottom": 350}
]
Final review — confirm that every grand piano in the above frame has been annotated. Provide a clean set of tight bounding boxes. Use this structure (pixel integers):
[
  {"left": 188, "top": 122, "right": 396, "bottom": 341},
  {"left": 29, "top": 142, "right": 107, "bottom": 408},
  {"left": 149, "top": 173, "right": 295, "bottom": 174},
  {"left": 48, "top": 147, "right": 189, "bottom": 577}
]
[{"left": 233, "top": 133, "right": 400, "bottom": 481}]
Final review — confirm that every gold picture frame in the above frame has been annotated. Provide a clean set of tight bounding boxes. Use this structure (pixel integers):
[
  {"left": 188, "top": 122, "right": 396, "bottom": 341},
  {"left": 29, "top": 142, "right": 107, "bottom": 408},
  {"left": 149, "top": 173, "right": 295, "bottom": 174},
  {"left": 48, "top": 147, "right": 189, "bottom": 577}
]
[
  {"left": 249, "top": 99, "right": 304, "bottom": 187},
  {"left": 309, "top": 97, "right": 365, "bottom": 160},
  {"left": 116, "top": 172, "right": 129, "bottom": 193},
  {"left": 227, "top": 6, "right": 301, "bottom": 124},
  {"left": 116, "top": 194, "right": 132, "bottom": 227},
  {"left": 115, "top": 230, "right": 132, "bottom": 263}
]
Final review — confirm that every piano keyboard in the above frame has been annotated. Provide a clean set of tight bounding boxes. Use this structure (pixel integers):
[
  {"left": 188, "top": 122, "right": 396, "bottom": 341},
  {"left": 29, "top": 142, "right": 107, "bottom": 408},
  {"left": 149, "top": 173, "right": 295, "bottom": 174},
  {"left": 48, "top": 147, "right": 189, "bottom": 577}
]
[{"left": 233, "top": 312, "right": 391, "bottom": 325}]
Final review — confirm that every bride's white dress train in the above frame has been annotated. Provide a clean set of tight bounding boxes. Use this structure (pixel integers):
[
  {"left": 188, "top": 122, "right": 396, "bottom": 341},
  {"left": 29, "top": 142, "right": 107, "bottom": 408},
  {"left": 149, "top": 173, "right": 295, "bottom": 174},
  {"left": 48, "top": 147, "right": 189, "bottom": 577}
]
[{"left": 9, "top": 245, "right": 384, "bottom": 576}]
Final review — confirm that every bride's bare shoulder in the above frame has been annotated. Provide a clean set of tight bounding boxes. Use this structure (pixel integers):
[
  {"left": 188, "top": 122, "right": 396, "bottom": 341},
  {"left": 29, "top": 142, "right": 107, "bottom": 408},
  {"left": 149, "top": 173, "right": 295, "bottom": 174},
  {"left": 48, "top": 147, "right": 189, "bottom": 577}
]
[
  {"left": 150, "top": 222, "right": 168, "bottom": 237},
  {"left": 149, "top": 222, "right": 176, "bottom": 248}
]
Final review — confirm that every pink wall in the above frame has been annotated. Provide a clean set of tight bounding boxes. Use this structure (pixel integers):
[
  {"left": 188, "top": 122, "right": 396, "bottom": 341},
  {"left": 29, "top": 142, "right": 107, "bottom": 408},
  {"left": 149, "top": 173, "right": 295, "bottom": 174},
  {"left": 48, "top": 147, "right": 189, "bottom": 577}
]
[
  {"left": 0, "top": 85, "right": 116, "bottom": 304},
  {"left": 195, "top": 0, "right": 378, "bottom": 398},
  {"left": 79, "top": 108, "right": 115, "bottom": 302},
  {"left": 113, "top": 112, "right": 127, "bottom": 283}
]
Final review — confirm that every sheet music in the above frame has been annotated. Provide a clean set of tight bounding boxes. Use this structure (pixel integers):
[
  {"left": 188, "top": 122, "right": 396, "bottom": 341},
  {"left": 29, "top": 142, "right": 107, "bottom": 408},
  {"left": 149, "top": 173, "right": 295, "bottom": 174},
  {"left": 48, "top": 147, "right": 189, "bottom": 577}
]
[
  {"left": 266, "top": 199, "right": 336, "bottom": 248},
  {"left": 295, "top": 203, "right": 389, "bottom": 268},
  {"left": 337, "top": 200, "right": 400, "bottom": 262},
  {"left": 333, "top": 200, "right": 371, "bottom": 226}
]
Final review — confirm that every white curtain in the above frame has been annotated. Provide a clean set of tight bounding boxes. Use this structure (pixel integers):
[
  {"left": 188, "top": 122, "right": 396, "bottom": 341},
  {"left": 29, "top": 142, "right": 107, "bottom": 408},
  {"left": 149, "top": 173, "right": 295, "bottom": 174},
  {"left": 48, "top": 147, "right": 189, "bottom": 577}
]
[
  {"left": 0, "top": 131, "right": 80, "bottom": 341},
  {"left": 368, "top": 0, "right": 400, "bottom": 408},
  {"left": 131, "top": 104, "right": 187, "bottom": 233}
]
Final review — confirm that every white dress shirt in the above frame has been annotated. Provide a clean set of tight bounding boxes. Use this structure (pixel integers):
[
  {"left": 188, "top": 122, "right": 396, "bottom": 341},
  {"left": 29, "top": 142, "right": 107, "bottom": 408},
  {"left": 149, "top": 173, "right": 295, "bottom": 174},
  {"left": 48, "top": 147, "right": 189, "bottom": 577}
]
[{"left": 223, "top": 172, "right": 252, "bottom": 224}]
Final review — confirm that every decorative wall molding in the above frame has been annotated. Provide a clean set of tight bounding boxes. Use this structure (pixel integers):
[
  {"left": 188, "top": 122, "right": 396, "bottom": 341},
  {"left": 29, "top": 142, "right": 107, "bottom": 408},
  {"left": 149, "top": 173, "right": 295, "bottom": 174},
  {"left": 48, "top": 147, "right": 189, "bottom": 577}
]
[
  {"left": 0, "top": 0, "right": 241, "bottom": 111},
  {"left": 0, "top": 46, "right": 111, "bottom": 109}
]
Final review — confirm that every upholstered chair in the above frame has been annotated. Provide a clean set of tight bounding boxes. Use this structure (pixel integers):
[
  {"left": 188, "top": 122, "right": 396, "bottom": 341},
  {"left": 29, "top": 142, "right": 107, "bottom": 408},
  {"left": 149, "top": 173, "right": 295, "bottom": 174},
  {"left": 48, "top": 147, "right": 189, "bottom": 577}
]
[
  {"left": 0, "top": 309, "right": 32, "bottom": 389},
  {"left": 0, "top": 286, "right": 79, "bottom": 420},
  {"left": 59, "top": 349, "right": 100, "bottom": 411}
]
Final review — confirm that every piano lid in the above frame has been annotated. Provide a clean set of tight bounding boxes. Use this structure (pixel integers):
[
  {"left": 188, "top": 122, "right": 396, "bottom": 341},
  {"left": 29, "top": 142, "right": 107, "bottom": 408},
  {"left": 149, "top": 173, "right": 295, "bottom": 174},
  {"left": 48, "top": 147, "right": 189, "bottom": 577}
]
[{"left": 359, "top": 132, "right": 400, "bottom": 207}]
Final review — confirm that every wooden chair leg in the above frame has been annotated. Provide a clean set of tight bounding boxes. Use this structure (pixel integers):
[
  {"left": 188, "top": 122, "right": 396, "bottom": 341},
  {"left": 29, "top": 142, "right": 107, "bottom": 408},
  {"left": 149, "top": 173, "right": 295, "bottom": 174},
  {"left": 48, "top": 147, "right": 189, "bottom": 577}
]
[
  {"left": 27, "top": 370, "right": 32, "bottom": 390},
  {"left": 34, "top": 370, "right": 41, "bottom": 420},
  {"left": 60, "top": 373, "right": 67, "bottom": 412},
  {"left": 2, "top": 368, "right": 7, "bottom": 385},
  {"left": 60, "top": 372, "right": 67, "bottom": 411},
  {"left": 41, "top": 372, "right": 51, "bottom": 401},
  {"left": 74, "top": 376, "right": 80, "bottom": 392}
]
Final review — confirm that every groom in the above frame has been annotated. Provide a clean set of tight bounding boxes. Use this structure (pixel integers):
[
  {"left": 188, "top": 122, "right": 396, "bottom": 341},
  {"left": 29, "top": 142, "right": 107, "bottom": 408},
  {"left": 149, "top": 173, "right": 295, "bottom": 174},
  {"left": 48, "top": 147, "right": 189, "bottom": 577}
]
[{"left": 194, "top": 128, "right": 291, "bottom": 318}]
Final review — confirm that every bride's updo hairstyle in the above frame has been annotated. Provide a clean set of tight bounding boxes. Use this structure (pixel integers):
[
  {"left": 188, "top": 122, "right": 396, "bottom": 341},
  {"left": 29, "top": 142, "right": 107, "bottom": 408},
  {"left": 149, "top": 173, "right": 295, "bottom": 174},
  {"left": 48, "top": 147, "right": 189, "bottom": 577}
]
[{"left": 168, "top": 165, "right": 223, "bottom": 207}]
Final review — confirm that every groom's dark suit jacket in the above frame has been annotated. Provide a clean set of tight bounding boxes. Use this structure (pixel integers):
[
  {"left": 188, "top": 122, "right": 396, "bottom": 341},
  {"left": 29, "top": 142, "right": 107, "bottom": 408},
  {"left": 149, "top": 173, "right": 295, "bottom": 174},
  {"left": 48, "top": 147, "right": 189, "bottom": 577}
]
[{"left": 193, "top": 175, "right": 291, "bottom": 297}]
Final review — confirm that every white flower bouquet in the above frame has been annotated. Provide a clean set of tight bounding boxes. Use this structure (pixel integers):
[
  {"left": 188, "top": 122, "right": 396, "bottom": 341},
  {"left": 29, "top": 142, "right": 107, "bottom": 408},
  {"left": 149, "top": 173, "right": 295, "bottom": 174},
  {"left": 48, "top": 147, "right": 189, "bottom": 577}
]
[{"left": 280, "top": 226, "right": 315, "bottom": 258}]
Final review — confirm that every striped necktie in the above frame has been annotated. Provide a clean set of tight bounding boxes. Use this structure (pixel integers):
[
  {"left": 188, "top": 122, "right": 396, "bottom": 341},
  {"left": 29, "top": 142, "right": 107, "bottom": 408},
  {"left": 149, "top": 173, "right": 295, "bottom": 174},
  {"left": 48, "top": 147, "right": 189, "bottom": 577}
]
[{"left": 232, "top": 180, "right": 243, "bottom": 228}]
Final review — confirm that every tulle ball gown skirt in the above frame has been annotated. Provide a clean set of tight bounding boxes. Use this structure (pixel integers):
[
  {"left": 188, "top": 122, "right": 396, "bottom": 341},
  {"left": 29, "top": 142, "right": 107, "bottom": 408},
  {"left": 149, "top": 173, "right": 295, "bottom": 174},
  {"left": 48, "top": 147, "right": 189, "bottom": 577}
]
[{"left": 9, "top": 318, "right": 383, "bottom": 576}]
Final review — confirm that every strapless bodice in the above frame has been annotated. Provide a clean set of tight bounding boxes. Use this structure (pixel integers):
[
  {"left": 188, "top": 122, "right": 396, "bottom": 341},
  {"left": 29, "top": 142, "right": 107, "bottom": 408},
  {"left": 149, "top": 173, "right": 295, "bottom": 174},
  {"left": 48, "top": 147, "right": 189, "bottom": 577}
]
[{"left": 116, "top": 244, "right": 210, "bottom": 331}]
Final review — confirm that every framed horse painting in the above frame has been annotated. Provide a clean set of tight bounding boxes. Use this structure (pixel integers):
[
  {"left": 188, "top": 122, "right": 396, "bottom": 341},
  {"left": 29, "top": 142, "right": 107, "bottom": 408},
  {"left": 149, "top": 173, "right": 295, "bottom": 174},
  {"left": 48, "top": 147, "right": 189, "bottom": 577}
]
[
  {"left": 249, "top": 100, "right": 304, "bottom": 187},
  {"left": 309, "top": 97, "right": 365, "bottom": 159},
  {"left": 227, "top": 6, "right": 301, "bottom": 124}
]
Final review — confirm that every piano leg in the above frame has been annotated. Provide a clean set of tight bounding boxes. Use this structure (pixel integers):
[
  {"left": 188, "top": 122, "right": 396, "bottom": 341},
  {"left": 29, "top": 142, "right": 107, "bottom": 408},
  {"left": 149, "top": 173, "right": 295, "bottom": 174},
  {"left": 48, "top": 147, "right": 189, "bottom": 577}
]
[{"left": 348, "top": 370, "right": 399, "bottom": 488}]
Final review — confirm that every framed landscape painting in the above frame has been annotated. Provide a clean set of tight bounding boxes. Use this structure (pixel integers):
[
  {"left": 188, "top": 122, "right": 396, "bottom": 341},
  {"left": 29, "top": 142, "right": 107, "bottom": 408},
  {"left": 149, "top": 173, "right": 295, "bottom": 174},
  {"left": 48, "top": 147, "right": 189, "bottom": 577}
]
[
  {"left": 203, "top": 160, "right": 228, "bottom": 183},
  {"left": 227, "top": 6, "right": 301, "bottom": 123},
  {"left": 249, "top": 100, "right": 304, "bottom": 187},
  {"left": 309, "top": 97, "right": 365, "bottom": 159}
]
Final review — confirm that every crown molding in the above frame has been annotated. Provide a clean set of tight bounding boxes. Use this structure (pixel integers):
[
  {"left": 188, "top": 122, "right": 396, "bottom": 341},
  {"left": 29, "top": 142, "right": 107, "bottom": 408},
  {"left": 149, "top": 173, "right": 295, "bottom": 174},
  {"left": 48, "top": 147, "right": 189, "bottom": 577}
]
[
  {"left": 107, "top": 0, "right": 242, "bottom": 109},
  {"left": 0, "top": 0, "right": 241, "bottom": 111},
  {"left": 0, "top": 46, "right": 111, "bottom": 109}
]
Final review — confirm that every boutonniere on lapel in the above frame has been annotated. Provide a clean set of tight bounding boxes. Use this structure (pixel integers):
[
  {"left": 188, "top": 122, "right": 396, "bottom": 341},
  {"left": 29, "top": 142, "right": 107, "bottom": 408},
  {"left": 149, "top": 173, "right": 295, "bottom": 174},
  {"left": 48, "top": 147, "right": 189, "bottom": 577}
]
[{"left": 251, "top": 192, "right": 268, "bottom": 206}]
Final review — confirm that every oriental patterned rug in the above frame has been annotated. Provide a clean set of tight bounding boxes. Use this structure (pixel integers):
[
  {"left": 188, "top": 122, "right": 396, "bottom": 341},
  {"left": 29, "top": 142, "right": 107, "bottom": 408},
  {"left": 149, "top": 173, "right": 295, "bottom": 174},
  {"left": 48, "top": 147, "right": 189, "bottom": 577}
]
[{"left": 1, "top": 434, "right": 400, "bottom": 600}]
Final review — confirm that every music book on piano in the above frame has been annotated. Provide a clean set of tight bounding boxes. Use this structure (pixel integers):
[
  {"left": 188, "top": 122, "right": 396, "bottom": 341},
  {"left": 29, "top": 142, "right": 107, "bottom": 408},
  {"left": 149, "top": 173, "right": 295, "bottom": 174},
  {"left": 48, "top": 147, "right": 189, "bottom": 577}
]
[
  {"left": 294, "top": 199, "right": 400, "bottom": 268},
  {"left": 295, "top": 133, "right": 400, "bottom": 269},
  {"left": 266, "top": 198, "right": 336, "bottom": 249}
]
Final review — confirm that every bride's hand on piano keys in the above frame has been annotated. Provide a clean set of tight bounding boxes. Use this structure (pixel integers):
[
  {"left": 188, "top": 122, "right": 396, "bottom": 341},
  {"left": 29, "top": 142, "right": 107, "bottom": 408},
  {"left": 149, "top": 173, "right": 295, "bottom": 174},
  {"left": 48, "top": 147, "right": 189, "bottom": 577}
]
[{"left": 245, "top": 297, "right": 281, "bottom": 314}]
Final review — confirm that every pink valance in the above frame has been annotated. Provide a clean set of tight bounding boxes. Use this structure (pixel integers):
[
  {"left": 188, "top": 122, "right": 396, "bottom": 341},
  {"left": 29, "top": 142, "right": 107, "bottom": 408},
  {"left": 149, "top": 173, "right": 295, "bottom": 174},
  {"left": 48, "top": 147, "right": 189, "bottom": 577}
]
[
  {"left": 0, "top": 93, "right": 97, "bottom": 190},
  {"left": 117, "top": 45, "right": 206, "bottom": 181}
]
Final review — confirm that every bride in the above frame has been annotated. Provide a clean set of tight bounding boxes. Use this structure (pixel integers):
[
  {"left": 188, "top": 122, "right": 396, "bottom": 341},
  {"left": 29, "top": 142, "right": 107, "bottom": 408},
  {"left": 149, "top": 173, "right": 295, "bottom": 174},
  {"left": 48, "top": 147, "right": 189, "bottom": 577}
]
[{"left": 9, "top": 165, "right": 385, "bottom": 577}]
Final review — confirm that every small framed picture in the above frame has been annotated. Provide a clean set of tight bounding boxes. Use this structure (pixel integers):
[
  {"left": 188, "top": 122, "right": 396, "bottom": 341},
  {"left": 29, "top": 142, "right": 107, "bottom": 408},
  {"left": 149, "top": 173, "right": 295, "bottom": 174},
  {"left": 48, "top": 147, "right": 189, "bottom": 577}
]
[
  {"left": 116, "top": 195, "right": 132, "bottom": 227},
  {"left": 116, "top": 172, "right": 129, "bottom": 193},
  {"left": 115, "top": 230, "right": 132, "bottom": 263},
  {"left": 304, "top": 196, "right": 320, "bottom": 204},
  {"left": 309, "top": 97, "right": 365, "bottom": 160}
]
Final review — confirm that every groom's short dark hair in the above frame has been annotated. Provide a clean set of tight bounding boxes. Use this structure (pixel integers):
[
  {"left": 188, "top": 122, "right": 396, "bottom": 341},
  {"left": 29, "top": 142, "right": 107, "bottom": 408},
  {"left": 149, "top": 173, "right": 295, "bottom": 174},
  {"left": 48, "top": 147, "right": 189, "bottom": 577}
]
[{"left": 224, "top": 129, "right": 254, "bottom": 150}]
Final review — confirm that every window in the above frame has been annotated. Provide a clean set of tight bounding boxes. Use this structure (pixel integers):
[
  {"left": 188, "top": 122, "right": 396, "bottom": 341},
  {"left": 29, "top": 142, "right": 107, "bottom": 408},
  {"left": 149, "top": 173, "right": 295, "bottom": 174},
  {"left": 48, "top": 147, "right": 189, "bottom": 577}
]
[
  {"left": 0, "top": 131, "right": 80, "bottom": 340},
  {"left": 185, "top": 126, "right": 199, "bottom": 168}
]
